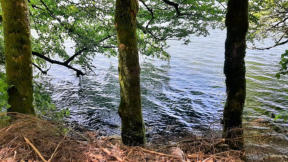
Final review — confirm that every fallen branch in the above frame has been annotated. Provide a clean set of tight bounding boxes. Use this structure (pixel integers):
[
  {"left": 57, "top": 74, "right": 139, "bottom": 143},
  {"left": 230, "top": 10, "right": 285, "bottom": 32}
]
[
  {"left": 101, "top": 147, "right": 123, "bottom": 162},
  {"left": 137, "top": 147, "right": 179, "bottom": 159},
  {"left": 48, "top": 136, "right": 66, "bottom": 162},
  {"left": 24, "top": 137, "right": 48, "bottom": 162}
]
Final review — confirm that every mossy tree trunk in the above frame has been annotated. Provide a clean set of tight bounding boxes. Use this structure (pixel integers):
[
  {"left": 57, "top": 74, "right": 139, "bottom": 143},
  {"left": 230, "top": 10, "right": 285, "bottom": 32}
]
[
  {"left": 223, "top": 0, "right": 248, "bottom": 149},
  {"left": 115, "top": 0, "right": 145, "bottom": 145},
  {"left": 1, "top": 0, "right": 34, "bottom": 114}
]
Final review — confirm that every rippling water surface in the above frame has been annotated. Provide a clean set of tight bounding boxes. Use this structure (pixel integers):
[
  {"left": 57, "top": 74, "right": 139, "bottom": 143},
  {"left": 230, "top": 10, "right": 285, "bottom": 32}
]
[{"left": 42, "top": 30, "right": 288, "bottom": 159}]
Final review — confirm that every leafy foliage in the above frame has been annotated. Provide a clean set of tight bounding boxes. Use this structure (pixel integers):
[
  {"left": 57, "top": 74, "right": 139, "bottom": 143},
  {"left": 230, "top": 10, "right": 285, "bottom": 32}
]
[
  {"left": 0, "top": 21, "right": 4, "bottom": 64},
  {"left": 249, "top": 0, "right": 288, "bottom": 42},
  {"left": 274, "top": 110, "right": 288, "bottom": 121},
  {"left": 1, "top": 0, "right": 287, "bottom": 76},
  {"left": 29, "top": 0, "right": 116, "bottom": 72},
  {"left": 0, "top": 72, "right": 9, "bottom": 112},
  {"left": 137, "top": 0, "right": 225, "bottom": 58},
  {"left": 276, "top": 50, "right": 288, "bottom": 78},
  {"left": 249, "top": 0, "right": 288, "bottom": 77},
  {"left": 0, "top": 37, "right": 4, "bottom": 65},
  {"left": 25, "top": 0, "right": 225, "bottom": 73}
]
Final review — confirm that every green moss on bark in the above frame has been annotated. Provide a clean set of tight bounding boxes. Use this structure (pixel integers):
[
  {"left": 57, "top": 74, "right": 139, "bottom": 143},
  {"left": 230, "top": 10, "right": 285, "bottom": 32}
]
[
  {"left": 115, "top": 0, "right": 145, "bottom": 146},
  {"left": 1, "top": 0, "right": 34, "bottom": 114},
  {"left": 223, "top": 0, "right": 249, "bottom": 150}
]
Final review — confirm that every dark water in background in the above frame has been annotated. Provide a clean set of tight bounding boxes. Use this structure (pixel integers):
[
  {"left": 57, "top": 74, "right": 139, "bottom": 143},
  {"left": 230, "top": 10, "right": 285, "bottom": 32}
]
[{"left": 41, "top": 30, "right": 288, "bottom": 158}]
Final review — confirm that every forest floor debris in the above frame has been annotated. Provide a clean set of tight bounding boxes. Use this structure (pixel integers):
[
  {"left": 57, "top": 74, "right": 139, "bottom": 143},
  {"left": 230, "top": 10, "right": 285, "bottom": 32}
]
[{"left": 0, "top": 113, "right": 244, "bottom": 161}]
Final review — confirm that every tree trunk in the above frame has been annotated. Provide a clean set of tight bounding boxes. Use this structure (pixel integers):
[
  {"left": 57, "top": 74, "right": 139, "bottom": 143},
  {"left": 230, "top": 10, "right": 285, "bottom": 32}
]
[
  {"left": 115, "top": 0, "right": 145, "bottom": 145},
  {"left": 1, "top": 0, "right": 34, "bottom": 114},
  {"left": 223, "top": 0, "right": 248, "bottom": 149}
]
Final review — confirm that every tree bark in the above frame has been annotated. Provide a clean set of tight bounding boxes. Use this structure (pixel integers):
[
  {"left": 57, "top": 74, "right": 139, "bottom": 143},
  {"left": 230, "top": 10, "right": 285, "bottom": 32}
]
[
  {"left": 115, "top": 0, "right": 145, "bottom": 146},
  {"left": 1, "top": 0, "right": 34, "bottom": 114},
  {"left": 223, "top": 0, "right": 248, "bottom": 149}
]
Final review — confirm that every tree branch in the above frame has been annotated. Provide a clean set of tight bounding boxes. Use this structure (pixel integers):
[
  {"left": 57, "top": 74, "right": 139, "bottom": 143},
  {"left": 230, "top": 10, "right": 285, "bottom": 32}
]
[
  {"left": 253, "top": 39, "right": 288, "bottom": 50},
  {"left": 137, "top": 22, "right": 166, "bottom": 41},
  {"left": 162, "top": 0, "right": 181, "bottom": 16},
  {"left": 139, "top": 0, "right": 154, "bottom": 19},
  {"left": 32, "top": 63, "right": 49, "bottom": 74},
  {"left": 32, "top": 51, "right": 85, "bottom": 76},
  {"left": 63, "top": 35, "right": 113, "bottom": 65},
  {"left": 139, "top": 0, "right": 155, "bottom": 30},
  {"left": 63, "top": 47, "right": 88, "bottom": 65}
]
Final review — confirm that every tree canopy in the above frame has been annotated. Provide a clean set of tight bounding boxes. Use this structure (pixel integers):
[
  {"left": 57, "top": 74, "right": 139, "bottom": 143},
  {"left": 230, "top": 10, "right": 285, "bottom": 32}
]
[
  {"left": 0, "top": 0, "right": 287, "bottom": 76},
  {"left": 1, "top": 0, "right": 226, "bottom": 75}
]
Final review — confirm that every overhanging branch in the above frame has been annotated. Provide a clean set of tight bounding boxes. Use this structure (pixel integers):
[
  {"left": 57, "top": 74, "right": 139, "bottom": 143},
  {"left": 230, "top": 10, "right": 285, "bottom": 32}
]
[
  {"left": 32, "top": 63, "right": 49, "bottom": 74},
  {"left": 253, "top": 39, "right": 288, "bottom": 50},
  {"left": 32, "top": 51, "right": 85, "bottom": 76},
  {"left": 64, "top": 47, "right": 88, "bottom": 65},
  {"left": 162, "top": 0, "right": 181, "bottom": 16}
]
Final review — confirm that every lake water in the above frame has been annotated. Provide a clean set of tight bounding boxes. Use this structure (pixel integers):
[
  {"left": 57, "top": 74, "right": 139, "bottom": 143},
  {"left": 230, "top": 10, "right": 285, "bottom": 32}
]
[{"left": 42, "top": 30, "right": 288, "bottom": 160}]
